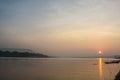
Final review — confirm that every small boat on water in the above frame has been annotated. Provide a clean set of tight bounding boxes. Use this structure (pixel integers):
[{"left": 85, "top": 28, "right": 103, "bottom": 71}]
[{"left": 104, "top": 60, "right": 120, "bottom": 64}]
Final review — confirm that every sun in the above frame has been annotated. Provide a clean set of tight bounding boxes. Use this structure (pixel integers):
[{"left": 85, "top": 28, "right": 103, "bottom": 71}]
[{"left": 99, "top": 50, "right": 102, "bottom": 54}]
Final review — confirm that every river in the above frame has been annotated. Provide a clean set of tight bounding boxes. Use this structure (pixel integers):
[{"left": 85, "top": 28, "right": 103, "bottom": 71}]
[{"left": 0, "top": 58, "right": 119, "bottom": 80}]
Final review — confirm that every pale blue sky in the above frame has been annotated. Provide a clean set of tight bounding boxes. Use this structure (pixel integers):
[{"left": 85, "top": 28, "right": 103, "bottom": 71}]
[{"left": 0, "top": 0, "right": 120, "bottom": 57}]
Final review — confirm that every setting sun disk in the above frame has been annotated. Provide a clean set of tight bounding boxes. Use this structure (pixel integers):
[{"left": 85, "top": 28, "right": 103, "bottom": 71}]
[{"left": 99, "top": 50, "right": 102, "bottom": 54}]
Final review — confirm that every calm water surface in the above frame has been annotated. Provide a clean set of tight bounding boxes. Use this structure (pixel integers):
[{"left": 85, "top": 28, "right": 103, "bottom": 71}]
[{"left": 0, "top": 58, "right": 119, "bottom": 80}]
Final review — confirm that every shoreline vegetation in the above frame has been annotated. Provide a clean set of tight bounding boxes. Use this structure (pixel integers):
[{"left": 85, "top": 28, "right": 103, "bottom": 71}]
[{"left": 0, "top": 50, "right": 49, "bottom": 58}]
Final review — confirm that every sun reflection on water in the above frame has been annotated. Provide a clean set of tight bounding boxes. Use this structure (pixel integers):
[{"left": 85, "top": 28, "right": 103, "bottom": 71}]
[{"left": 99, "top": 58, "right": 103, "bottom": 80}]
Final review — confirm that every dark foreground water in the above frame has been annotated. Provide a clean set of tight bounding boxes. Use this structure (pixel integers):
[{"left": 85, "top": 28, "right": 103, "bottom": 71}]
[{"left": 0, "top": 58, "right": 119, "bottom": 80}]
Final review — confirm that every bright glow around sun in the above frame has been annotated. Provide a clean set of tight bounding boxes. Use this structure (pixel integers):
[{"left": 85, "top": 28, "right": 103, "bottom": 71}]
[{"left": 99, "top": 50, "right": 102, "bottom": 54}]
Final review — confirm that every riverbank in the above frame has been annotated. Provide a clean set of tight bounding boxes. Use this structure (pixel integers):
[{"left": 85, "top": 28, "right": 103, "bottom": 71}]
[{"left": 114, "top": 71, "right": 120, "bottom": 80}]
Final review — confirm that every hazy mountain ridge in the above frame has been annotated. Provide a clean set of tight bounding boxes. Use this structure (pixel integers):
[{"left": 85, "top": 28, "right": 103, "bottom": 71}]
[
  {"left": 0, "top": 48, "right": 33, "bottom": 53},
  {"left": 0, "top": 48, "right": 49, "bottom": 58}
]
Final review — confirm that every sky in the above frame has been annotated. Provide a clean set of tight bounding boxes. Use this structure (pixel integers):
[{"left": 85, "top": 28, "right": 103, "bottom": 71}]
[{"left": 0, "top": 0, "right": 120, "bottom": 57}]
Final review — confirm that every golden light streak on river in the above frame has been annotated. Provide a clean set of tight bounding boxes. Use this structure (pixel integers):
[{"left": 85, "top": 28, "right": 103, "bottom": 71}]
[{"left": 99, "top": 58, "right": 104, "bottom": 80}]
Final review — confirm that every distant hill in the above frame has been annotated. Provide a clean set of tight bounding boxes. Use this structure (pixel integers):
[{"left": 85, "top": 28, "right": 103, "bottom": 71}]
[
  {"left": 0, "top": 49, "right": 49, "bottom": 58},
  {"left": 0, "top": 48, "right": 33, "bottom": 53}
]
